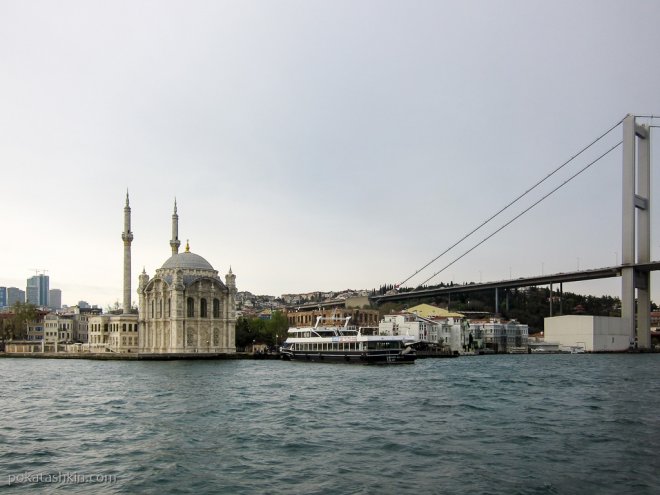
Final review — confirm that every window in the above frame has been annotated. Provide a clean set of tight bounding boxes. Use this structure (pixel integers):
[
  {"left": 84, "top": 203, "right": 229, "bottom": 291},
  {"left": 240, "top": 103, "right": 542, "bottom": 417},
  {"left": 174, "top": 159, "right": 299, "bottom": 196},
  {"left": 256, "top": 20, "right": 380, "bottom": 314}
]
[
  {"left": 167, "top": 298, "right": 171, "bottom": 318},
  {"left": 213, "top": 298, "right": 220, "bottom": 318},
  {"left": 200, "top": 298, "right": 207, "bottom": 318},
  {"left": 151, "top": 300, "right": 155, "bottom": 318},
  {"left": 187, "top": 298, "right": 195, "bottom": 318}
]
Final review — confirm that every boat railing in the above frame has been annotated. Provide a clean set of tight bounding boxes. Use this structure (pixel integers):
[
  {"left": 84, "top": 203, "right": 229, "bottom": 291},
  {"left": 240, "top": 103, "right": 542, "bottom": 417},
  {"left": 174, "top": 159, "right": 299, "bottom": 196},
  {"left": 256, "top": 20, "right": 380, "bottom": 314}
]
[
  {"left": 314, "top": 315, "right": 352, "bottom": 329},
  {"left": 358, "top": 326, "right": 379, "bottom": 336}
]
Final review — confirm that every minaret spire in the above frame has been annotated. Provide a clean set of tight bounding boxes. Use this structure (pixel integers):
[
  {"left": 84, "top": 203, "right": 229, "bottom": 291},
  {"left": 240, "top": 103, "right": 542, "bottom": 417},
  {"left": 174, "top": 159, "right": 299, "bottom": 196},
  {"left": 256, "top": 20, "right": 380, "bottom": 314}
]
[
  {"left": 121, "top": 190, "right": 134, "bottom": 314},
  {"left": 170, "top": 197, "right": 180, "bottom": 255}
]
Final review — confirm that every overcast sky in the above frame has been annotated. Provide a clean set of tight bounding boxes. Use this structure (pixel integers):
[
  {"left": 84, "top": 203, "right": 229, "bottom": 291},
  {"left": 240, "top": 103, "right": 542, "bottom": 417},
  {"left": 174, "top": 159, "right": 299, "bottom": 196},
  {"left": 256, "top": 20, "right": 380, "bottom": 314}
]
[{"left": 1, "top": 0, "right": 659, "bottom": 308}]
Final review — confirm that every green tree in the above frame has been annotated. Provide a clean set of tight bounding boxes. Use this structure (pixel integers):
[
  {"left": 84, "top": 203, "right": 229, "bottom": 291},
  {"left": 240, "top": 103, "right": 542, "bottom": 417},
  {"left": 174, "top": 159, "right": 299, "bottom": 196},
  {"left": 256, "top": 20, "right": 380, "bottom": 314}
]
[
  {"left": 265, "top": 311, "right": 289, "bottom": 345},
  {"left": 0, "top": 302, "right": 39, "bottom": 341},
  {"left": 235, "top": 311, "right": 291, "bottom": 350}
]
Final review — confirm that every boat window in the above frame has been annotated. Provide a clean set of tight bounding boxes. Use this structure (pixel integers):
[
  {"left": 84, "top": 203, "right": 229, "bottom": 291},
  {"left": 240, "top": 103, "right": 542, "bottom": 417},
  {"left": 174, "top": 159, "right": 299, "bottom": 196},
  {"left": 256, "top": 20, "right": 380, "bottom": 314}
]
[{"left": 367, "top": 341, "right": 401, "bottom": 350}]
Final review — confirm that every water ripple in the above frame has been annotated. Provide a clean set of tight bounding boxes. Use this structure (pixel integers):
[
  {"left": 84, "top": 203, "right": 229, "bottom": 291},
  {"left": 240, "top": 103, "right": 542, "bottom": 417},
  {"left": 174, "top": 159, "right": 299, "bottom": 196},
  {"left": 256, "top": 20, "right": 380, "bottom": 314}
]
[{"left": 0, "top": 355, "right": 658, "bottom": 494}]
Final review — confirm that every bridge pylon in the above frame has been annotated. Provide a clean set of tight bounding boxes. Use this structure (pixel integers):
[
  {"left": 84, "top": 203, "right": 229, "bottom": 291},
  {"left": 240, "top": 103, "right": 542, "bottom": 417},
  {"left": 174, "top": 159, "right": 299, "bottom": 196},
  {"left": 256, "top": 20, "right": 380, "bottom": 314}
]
[{"left": 621, "top": 114, "right": 651, "bottom": 349}]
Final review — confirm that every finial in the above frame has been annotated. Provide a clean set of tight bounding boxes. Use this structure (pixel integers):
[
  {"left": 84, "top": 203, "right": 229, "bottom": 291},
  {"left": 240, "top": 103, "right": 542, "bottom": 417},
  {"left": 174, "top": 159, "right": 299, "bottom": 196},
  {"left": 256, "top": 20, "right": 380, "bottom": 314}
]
[
  {"left": 125, "top": 189, "right": 130, "bottom": 206},
  {"left": 142, "top": 267, "right": 146, "bottom": 274},
  {"left": 185, "top": 240, "right": 190, "bottom": 252},
  {"left": 174, "top": 197, "right": 177, "bottom": 214},
  {"left": 229, "top": 265, "right": 233, "bottom": 274}
]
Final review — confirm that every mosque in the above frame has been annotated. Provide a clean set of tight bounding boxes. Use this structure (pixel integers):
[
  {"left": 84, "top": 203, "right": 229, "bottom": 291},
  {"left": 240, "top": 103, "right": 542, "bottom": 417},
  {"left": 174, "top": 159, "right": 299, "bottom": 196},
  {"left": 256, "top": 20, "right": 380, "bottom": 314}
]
[{"left": 88, "top": 194, "right": 237, "bottom": 355}]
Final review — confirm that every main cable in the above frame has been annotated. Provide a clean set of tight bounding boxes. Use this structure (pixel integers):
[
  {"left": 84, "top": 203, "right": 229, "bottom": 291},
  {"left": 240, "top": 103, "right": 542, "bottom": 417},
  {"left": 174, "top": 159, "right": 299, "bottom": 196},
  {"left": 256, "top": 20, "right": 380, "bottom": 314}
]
[
  {"left": 415, "top": 140, "right": 623, "bottom": 287},
  {"left": 396, "top": 116, "right": 625, "bottom": 288}
]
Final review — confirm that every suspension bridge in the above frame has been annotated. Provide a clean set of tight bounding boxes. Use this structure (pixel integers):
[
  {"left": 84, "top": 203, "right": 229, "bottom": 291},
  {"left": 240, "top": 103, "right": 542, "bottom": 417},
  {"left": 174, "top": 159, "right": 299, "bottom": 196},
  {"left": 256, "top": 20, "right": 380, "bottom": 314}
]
[{"left": 370, "top": 114, "right": 659, "bottom": 350}]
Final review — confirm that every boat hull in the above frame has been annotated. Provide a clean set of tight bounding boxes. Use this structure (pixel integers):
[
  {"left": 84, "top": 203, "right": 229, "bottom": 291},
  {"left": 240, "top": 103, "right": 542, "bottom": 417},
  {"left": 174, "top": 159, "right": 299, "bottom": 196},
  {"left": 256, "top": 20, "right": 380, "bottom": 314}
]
[{"left": 280, "top": 349, "right": 415, "bottom": 364}]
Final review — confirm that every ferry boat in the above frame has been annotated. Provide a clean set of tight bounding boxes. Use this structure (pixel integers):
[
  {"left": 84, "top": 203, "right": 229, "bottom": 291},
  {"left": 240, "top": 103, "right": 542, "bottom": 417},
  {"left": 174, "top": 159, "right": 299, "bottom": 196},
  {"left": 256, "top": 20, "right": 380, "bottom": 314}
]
[{"left": 280, "top": 316, "right": 417, "bottom": 364}]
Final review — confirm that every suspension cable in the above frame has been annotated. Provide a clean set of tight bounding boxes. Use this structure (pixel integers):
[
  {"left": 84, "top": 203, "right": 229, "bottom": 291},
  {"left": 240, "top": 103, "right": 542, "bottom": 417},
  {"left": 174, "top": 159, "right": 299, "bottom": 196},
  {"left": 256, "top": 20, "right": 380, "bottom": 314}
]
[
  {"left": 416, "top": 140, "right": 623, "bottom": 287},
  {"left": 396, "top": 116, "right": 626, "bottom": 287}
]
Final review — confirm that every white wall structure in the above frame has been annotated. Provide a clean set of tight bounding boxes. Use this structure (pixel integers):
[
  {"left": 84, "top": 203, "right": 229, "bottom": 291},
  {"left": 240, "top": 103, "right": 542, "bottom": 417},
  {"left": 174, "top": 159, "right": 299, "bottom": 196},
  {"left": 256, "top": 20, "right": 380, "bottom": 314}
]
[
  {"left": 544, "top": 315, "right": 629, "bottom": 352},
  {"left": 468, "top": 319, "right": 529, "bottom": 353},
  {"left": 89, "top": 314, "right": 139, "bottom": 353},
  {"left": 379, "top": 313, "right": 466, "bottom": 353}
]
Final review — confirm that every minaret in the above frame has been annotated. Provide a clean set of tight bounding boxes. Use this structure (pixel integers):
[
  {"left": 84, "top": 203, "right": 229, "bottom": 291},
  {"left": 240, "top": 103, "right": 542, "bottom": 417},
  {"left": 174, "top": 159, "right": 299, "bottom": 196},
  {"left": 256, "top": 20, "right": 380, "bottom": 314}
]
[
  {"left": 170, "top": 198, "right": 180, "bottom": 255},
  {"left": 121, "top": 191, "right": 134, "bottom": 314}
]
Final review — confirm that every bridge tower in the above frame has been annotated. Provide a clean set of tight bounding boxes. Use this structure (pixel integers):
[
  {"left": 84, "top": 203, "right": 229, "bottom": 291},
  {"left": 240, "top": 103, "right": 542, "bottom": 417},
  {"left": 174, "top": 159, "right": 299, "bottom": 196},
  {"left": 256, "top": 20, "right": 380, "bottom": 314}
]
[{"left": 621, "top": 114, "right": 651, "bottom": 349}]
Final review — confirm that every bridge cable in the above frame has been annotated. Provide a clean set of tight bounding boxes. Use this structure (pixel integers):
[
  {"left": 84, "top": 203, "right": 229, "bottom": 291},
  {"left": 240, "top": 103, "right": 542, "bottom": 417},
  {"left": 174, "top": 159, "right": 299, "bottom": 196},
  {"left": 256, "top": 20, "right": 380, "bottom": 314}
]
[
  {"left": 396, "top": 116, "right": 625, "bottom": 287},
  {"left": 415, "top": 140, "right": 623, "bottom": 287}
]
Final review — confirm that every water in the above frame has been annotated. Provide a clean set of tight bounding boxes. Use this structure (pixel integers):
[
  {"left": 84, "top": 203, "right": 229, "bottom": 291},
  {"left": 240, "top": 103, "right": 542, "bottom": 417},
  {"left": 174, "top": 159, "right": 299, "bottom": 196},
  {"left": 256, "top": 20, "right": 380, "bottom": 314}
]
[{"left": 0, "top": 355, "right": 658, "bottom": 494}]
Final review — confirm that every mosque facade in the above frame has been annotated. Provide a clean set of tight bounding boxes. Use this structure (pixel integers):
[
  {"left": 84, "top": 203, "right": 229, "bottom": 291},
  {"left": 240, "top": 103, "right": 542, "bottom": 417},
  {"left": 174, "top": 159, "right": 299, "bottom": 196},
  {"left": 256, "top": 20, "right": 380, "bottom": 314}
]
[
  {"left": 90, "top": 194, "right": 237, "bottom": 355},
  {"left": 137, "top": 200, "right": 237, "bottom": 354}
]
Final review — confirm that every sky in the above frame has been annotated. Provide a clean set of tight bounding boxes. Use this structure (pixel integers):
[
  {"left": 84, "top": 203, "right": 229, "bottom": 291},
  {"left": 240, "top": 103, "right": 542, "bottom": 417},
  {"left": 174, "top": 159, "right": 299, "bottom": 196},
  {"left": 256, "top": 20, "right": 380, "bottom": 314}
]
[{"left": 1, "top": 0, "right": 660, "bottom": 309}]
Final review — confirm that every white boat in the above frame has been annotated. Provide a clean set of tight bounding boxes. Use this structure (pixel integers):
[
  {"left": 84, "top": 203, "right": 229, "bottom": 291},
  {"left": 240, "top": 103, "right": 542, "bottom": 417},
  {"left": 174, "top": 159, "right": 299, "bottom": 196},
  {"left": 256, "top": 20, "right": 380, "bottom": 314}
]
[{"left": 279, "top": 316, "right": 417, "bottom": 364}]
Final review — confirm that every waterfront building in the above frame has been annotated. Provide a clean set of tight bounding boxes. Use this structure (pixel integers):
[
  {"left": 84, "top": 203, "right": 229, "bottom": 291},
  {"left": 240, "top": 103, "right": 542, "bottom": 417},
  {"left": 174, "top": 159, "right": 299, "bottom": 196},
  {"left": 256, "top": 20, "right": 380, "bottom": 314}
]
[
  {"left": 49, "top": 289, "right": 62, "bottom": 310},
  {"left": 287, "top": 307, "right": 379, "bottom": 328},
  {"left": 26, "top": 319, "right": 44, "bottom": 341},
  {"left": 41, "top": 306, "right": 100, "bottom": 346},
  {"left": 544, "top": 315, "right": 629, "bottom": 352},
  {"left": 88, "top": 314, "right": 139, "bottom": 353},
  {"left": 26, "top": 274, "right": 49, "bottom": 307},
  {"left": 468, "top": 318, "right": 529, "bottom": 353},
  {"left": 137, "top": 200, "right": 237, "bottom": 354},
  {"left": 651, "top": 311, "right": 660, "bottom": 331},
  {"left": 43, "top": 314, "right": 73, "bottom": 344},
  {"left": 6, "top": 287, "right": 25, "bottom": 306},
  {"left": 379, "top": 313, "right": 467, "bottom": 353}
]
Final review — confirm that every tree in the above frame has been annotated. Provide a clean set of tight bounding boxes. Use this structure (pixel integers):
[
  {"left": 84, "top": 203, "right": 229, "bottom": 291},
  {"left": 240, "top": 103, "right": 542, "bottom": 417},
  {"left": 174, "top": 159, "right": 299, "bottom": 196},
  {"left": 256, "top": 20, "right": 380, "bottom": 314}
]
[
  {"left": 0, "top": 302, "right": 39, "bottom": 341},
  {"left": 266, "top": 311, "right": 289, "bottom": 345},
  {"left": 105, "top": 300, "right": 122, "bottom": 314},
  {"left": 235, "top": 310, "right": 291, "bottom": 350}
]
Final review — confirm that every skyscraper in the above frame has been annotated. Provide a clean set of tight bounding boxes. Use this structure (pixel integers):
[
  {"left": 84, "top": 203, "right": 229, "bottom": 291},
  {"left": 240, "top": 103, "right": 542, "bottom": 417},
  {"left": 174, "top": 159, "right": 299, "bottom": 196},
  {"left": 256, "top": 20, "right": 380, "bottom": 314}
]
[
  {"left": 49, "top": 289, "right": 62, "bottom": 310},
  {"left": 26, "top": 274, "right": 49, "bottom": 307},
  {"left": 6, "top": 287, "right": 25, "bottom": 306},
  {"left": 0, "top": 287, "right": 6, "bottom": 308}
]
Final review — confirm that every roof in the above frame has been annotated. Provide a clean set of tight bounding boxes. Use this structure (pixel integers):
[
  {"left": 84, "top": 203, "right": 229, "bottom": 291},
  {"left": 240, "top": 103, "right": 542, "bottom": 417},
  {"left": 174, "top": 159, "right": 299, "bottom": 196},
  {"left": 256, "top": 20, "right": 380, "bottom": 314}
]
[
  {"left": 161, "top": 251, "right": 214, "bottom": 271},
  {"left": 406, "top": 303, "right": 464, "bottom": 318}
]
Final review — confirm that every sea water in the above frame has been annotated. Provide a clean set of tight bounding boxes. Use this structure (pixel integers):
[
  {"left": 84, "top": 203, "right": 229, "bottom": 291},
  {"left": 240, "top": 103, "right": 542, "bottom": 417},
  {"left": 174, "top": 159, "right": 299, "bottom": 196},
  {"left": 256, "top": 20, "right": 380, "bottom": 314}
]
[{"left": 0, "top": 354, "right": 658, "bottom": 494}]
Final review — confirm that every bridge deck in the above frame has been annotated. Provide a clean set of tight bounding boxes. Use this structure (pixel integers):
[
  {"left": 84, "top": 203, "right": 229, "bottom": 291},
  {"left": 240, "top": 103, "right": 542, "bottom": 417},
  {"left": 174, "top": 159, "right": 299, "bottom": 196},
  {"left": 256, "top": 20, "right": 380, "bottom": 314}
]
[{"left": 372, "top": 261, "right": 660, "bottom": 304}]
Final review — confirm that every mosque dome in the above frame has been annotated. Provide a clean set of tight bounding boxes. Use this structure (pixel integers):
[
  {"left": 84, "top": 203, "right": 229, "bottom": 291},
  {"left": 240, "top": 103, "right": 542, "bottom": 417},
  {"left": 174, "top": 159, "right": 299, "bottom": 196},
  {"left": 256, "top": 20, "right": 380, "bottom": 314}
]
[{"left": 161, "top": 251, "right": 214, "bottom": 271}]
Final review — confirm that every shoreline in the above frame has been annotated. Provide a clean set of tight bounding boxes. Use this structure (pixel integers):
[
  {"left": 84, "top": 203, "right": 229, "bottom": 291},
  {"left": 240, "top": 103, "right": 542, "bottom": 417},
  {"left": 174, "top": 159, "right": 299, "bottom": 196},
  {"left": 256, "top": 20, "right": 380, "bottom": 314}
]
[{"left": 0, "top": 352, "right": 279, "bottom": 361}]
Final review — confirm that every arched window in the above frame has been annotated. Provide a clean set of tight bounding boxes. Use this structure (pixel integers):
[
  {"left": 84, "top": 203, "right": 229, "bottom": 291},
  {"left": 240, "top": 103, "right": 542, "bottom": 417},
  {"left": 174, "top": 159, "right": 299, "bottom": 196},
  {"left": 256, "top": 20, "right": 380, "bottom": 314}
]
[
  {"left": 158, "top": 300, "right": 163, "bottom": 318},
  {"left": 200, "top": 298, "right": 207, "bottom": 318},
  {"left": 151, "top": 300, "right": 154, "bottom": 318},
  {"left": 213, "top": 298, "right": 220, "bottom": 318},
  {"left": 187, "top": 298, "right": 195, "bottom": 318},
  {"left": 167, "top": 298, "right": 171, "bottom": 318}
]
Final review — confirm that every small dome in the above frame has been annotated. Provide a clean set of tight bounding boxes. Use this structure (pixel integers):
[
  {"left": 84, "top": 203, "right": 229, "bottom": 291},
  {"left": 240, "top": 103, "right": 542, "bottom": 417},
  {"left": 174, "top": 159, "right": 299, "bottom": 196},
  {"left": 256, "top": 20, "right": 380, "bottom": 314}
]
[{"left": 161, "top": 251, "right": 214, "bottom": 271}]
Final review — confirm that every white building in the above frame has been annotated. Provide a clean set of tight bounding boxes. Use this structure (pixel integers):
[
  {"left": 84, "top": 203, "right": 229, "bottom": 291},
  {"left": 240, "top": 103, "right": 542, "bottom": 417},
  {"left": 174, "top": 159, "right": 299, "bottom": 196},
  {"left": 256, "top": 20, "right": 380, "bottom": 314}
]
[
  {"left": 137, "top": 200, "right": 237, "bottom": 355},
  {"left": 379, "top": 313, "right": 467, "bottom": 354},
  {"left": 544, "top": 315, "right": 629, "bottom": 352},
  {"left": 468, "top": 318, "right": 529, "bottom": 353},
  {"left": 41, "top": 307, "right": 101, "bottom": 346},
  {"left": 88, "top": 314, "right": 139, "bottom": 353}
]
